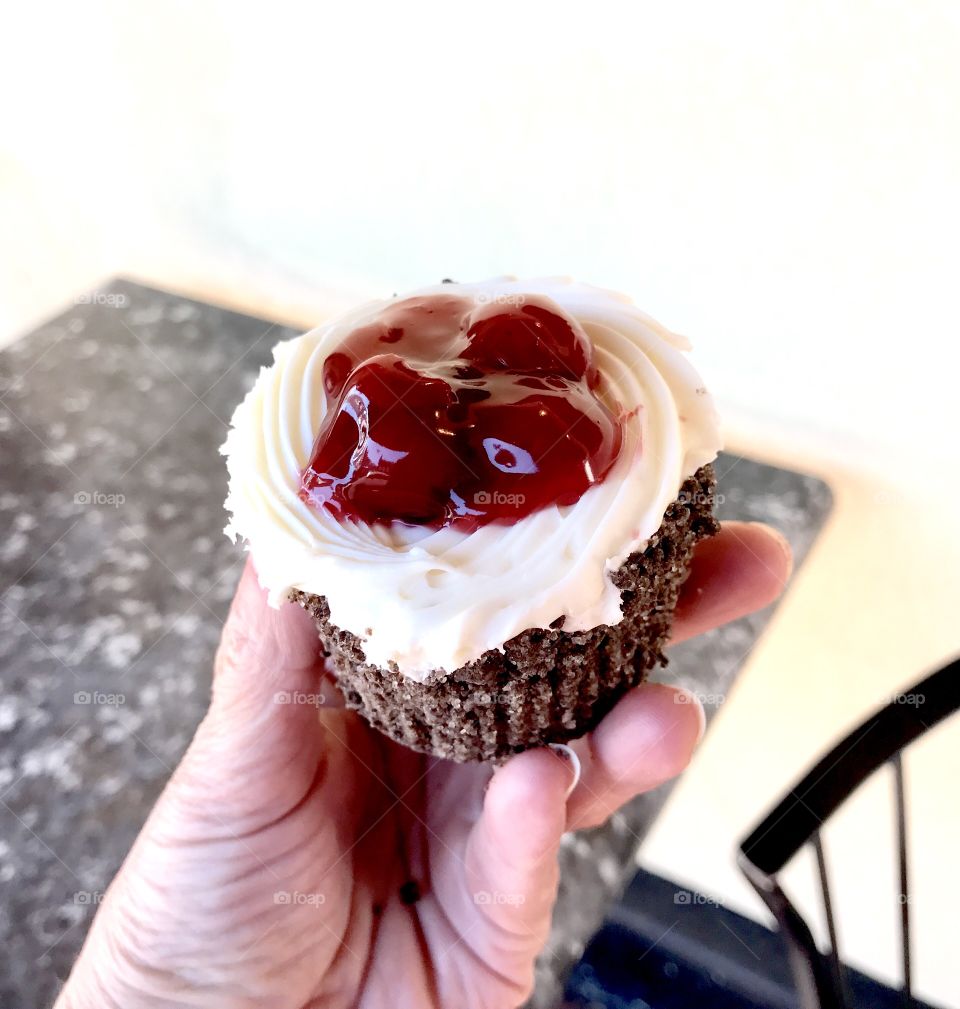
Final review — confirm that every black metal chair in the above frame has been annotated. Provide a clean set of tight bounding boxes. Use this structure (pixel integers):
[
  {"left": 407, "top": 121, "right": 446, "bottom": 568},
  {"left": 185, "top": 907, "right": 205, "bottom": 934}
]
[{"left": 739, "top": 657, "right": 960, "bottom": 1009}]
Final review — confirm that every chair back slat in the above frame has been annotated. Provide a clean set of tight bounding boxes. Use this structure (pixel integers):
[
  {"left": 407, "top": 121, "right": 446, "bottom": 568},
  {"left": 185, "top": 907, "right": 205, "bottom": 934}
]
[
  {"left": 891, "top": 752, "right": 912, "bottom": 1006},
  {"left": 812, "top": 832, "right": 848, "bottom": 1006}
]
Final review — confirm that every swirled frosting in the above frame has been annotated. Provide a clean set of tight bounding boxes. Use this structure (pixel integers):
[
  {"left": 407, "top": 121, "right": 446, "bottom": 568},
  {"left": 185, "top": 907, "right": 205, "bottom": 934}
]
[{"left": 222, "top": 278, "right": 722, "bottom": 680}]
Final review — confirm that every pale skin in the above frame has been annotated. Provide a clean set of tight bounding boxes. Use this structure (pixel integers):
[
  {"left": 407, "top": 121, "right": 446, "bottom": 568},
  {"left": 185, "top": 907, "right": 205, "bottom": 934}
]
[{"left": 55, "top": 521, "right": 791, "bottom": 1009}]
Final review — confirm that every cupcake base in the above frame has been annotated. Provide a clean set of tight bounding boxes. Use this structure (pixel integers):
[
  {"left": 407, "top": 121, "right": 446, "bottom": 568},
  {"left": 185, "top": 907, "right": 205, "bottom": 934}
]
[{"left": 294, "top": 465, "right": 719, "bottom": 762}]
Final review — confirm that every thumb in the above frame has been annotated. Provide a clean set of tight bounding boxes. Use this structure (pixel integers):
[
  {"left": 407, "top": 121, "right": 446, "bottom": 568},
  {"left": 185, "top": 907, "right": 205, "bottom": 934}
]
[
  {"left": 174, "top": 558, "right": 331, "bottom": 809},
  {"left": 212, "top": 556, "right": 330, "bottom": 712}
]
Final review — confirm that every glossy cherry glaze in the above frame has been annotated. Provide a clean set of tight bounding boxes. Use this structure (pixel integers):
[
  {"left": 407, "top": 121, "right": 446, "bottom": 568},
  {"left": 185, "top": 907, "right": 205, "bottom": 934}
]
[{"left": 299, "top": 294, "right": 624, "bottom": 528}]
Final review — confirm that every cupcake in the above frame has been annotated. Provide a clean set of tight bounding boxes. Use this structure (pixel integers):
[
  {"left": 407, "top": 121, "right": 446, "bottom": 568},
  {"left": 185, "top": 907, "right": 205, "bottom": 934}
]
[{"left": 222, "top": 278, "right": 721, "bottom": 762}]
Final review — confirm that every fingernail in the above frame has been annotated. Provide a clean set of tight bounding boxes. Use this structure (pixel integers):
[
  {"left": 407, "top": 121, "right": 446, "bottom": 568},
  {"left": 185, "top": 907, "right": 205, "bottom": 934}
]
[
  {"left": 749, "top": 522, "right": 794, "bottom": 581},
  {"left": 548, "top": 743, "right": 582, "bottom": 799},
  {"left": 672, "top": 687, "right": 707, "bottom": 745}
]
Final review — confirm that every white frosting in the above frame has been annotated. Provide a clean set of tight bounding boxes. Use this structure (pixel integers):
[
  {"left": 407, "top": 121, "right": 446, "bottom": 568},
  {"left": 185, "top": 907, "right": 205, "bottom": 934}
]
[{"left": 222, "top": 278, "right": 722, "bottom": 680}]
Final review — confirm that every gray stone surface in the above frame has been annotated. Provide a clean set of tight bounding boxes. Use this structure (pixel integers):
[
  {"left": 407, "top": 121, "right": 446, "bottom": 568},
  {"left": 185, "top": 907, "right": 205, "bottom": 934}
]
[{"left": 0, "top": 280, "right": 832, "bottom": 1008}]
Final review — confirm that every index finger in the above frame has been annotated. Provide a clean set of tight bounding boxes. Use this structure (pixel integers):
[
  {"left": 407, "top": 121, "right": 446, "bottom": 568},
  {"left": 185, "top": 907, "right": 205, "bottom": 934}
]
[{"left": 670, "top": 521, "right": 793, "bottom": 645}]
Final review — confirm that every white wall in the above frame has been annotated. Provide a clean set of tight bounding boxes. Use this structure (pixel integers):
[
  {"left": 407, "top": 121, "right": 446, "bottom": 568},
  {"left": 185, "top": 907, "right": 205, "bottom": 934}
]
[
  {"left": 3, "top": 0, "right": 959, "bottom": 478},
  {"left": 3, "top": 2, "right": 960, "bottom": 1001}
]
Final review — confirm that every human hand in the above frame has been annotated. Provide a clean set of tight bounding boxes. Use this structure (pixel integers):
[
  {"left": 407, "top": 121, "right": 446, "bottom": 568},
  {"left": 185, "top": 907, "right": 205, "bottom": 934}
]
[{"left": 55, "top": 521, "right": 791, "bottom": 1009}]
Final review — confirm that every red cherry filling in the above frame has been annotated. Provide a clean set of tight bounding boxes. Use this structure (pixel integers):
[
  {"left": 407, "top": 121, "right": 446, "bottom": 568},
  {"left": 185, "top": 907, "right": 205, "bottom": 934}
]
[
  {"left": 464, "top": 303, "right": 590, "bottom": 380},
  {"left": 299, "top": 293, "right": 624, "bottom": 528}
]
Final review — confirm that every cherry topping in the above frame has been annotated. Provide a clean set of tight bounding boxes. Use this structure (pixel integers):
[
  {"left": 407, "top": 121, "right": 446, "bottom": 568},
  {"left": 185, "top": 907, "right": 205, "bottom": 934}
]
[
  {"left": 299, "top": 293, "right": 623, "bottom": 529},
  {"left": 464, "top": 303, "right": 589, "bottom": 379}
]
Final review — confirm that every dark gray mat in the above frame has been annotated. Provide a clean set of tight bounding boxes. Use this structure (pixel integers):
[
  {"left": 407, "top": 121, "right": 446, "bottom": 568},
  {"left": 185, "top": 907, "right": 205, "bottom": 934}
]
[{"left": 0, "top": 280, "right": 832, "bottom": 1008}]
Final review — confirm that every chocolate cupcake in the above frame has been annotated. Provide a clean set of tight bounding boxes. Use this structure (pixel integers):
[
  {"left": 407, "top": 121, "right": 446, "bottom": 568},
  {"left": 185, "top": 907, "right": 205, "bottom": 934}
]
[{"left": 222, "top": 278, "right": 722, "bottom": 762}]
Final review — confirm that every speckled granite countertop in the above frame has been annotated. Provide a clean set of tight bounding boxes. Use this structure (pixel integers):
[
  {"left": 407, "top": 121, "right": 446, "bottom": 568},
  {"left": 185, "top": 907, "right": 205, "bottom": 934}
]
[{"left": 0, "top": 280, "right": 831, "bottom": 1009}]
